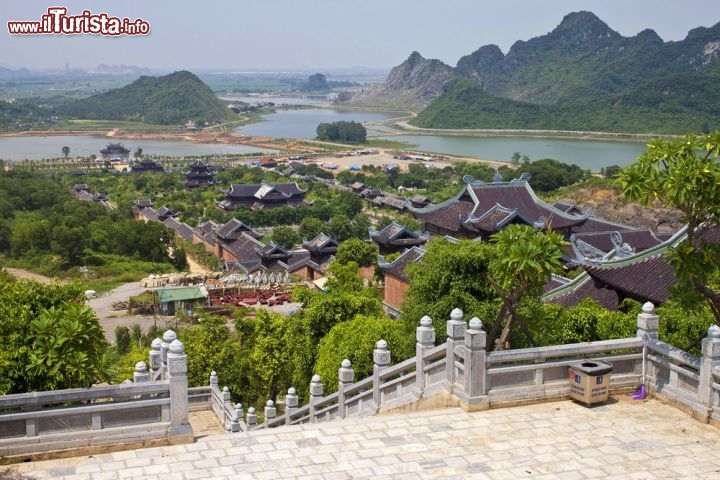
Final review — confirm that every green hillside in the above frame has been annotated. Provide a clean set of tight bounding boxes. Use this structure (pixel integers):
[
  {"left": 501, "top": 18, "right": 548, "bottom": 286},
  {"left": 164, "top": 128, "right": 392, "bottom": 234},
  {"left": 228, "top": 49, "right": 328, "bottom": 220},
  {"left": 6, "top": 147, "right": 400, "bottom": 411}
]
[
  {"left": 394, "top": 11, "right": 720, "bottom": 134},
  {"left": 62, "top": 71, "right": 236, "bottom": 125},
  {"left": 413, "top": 70, "right": 720, "bottom": 135}
]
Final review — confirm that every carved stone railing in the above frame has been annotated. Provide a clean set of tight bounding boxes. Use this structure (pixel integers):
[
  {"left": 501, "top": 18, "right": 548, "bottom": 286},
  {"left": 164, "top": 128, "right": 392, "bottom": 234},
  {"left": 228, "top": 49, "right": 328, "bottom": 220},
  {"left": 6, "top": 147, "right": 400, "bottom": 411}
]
[
  {"left": 213, "top": 303, "right": 720, "bottom": 430},
  {"left": 0, "top": 333, "right": 192, "bottom": 459}
]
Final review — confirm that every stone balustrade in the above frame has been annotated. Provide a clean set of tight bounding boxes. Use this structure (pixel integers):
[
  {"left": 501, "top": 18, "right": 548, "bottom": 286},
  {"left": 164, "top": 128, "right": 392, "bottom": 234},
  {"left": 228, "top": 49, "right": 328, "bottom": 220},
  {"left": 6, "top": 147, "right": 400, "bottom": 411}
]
[
  {"left": 0, "top": 331, "right": 192, "bottom": 460},
  {"left": 4, "top": 303, "right": 720, "bottom": 460}
]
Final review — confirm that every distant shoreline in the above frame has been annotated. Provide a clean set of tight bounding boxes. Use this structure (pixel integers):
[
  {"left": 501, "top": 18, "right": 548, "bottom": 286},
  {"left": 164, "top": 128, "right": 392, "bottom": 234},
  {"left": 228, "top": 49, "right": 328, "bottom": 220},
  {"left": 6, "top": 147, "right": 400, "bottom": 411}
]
[{"left": 386, "top": 121, "right": 675, "bottom": 142}]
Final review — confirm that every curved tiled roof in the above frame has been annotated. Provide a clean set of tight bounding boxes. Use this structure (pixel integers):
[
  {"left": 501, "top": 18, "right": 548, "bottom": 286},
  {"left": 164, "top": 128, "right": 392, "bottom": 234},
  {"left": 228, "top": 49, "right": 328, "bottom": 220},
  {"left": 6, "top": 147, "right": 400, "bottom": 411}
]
[{"left": 410, "top": 181, "right": 587, "bottom": 234}]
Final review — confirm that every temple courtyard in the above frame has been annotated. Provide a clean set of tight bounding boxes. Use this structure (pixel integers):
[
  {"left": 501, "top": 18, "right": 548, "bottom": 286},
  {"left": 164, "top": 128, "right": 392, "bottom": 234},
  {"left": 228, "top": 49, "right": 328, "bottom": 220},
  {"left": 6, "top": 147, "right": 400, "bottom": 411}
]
[{"left": 6, "top": 394, "right": 720, "bottom": 479}]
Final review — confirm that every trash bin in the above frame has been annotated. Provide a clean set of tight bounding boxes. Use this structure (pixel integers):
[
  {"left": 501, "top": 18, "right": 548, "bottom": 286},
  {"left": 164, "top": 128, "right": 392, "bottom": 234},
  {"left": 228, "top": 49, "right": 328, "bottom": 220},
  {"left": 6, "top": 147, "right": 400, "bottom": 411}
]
[{"left": 569, "top": 360, "right": 613, "bottom": 406}]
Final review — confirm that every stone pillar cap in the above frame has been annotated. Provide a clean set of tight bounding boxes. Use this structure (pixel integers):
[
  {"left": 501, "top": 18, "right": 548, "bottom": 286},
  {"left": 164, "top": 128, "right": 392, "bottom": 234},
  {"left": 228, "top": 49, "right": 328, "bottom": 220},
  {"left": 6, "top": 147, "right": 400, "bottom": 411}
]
[
  {"left": 311, "top": 374, "right": 322, "bottom": 383},
  {"left": 169, "top": 339, "right": 184, "bottom": 354},
  {"left": 642, "top": 302, "right": 655, "bottom": 314},
  {"left": 134, "top": 361, "right": 147, "bottom": 373},
  {"left": 420, "top": 315, "right": 432, "bottom": 327},
  {"left": 376, "top": 339, "right": 388, "bottom": 350},
  {"left": 288, "top": 387, "right": 296, "bottom": 395},
  {"left": 468, "top": 317, "right": 483, "bottom": 330},
  {"left": 708, "top": 324, "right": 720, "bottom": 339},
  {"left": 163, "top": 330, "right": 177, "bottom": 343},
  {"left": 341, "top": 359, "right": 352, "bottom": 368},
  {"left": 450, "top": 308, "right": 463, "bottom": 321},
  {"left": 151, "top": 338, "right": 162, "bottom": 349}
]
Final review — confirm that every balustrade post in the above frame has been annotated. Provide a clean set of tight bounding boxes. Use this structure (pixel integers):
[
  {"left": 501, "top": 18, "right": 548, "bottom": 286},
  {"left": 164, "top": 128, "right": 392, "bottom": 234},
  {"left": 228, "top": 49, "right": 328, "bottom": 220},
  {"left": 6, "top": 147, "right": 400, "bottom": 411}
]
[
  {"left": 246, "top": 407, "right": 257, "bottom": 427},
  {"left": 373, "top": 340, "right": 391, "bottom": 409},
  {"left": 309, "top": 375, "right": 323, "bottom": 423},
  {"left": 445, "top": 308, "right": 467, "bottom": 393},
  {"left": 697, "top": 325, "right": 720, "bottom": 420},
  {"left": 416, "top": 315, "right": 435, "bottom": 395},
  {"left": 230, "top": 403, "right": 243, "bottom": 432},
  {"left": 134, "top": 361, "right": 149, "bottom": 383},
  {"left": 458, "top": 317, "right": 489, "bottom": 411},
  {"left": 149, "top": 338, "right": 162, "bottom": 376},
  {"left": 338, "top": 359, "right": 354, "bottom": 419},
  {"left": 161, "top": 330, "right": 177, "bottom": 380},
  {"left": 167, "top": 338, "right": 192, "bottom": 439},
  {"left": 636, "top": 302, "right": 659, "bottom": 341},
  {"left": 285, "top": 387, "right": 299, "bottom": 425},
  {"left": 264, "top": 400, "right": 277, "bottom": 425}
]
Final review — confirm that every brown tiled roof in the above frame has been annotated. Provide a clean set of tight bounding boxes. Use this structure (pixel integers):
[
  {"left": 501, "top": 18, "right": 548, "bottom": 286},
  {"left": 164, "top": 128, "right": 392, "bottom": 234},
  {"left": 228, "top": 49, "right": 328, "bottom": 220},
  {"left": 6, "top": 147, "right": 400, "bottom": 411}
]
[
  {"left": 379, "top": 247, "right": 425, "bottom": 282},
  {"left": 303, "top": 233, "right": 339, "bottom": 252},
  {"left": 585, "top": 256, "right": 674, "bottom": 305},
  {"left": 543, "top": 225, "right": 720, "bottom": 310},
  {"left": 548, "top": 275, "right": 624, "bottom": 310},
  {"left": 163, "top": 218, "right": 194, "bottom": 241},
  {"left": 411, "top": 182, "right": 587, "bottom": 234},
  {"left": 370, "top": 222, "right": 429, "bottom": 246},
  {"left": 226, "top": 183, "right": 306, "bottom": 199},
  {"left": 571, "top": 230, "right": 663, "bottom": 254},
  {"left": 215, "top": 218, "right": 262, "bottom": 241}
]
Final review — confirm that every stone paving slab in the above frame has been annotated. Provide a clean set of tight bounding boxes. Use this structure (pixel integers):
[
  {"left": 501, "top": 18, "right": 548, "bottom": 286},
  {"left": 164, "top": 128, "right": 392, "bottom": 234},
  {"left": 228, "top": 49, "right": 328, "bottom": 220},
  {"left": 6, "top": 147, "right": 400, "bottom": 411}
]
[{"left": 5, "top": 395, "right": 720, "bottom": 480}]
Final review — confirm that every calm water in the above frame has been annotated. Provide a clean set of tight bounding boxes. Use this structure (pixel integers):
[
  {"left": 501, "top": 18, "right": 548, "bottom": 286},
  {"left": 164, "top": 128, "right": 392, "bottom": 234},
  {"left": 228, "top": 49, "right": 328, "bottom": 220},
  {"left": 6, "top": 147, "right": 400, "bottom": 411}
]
[
  {"left": 0, "top": 135, "right": 275, "bottom": 161},
  {"left": 235, "top": 108, "right": 646, "bottom": 169},
  {"left": 381, "top": 134, "right": 647, "bottom": 170},
  {"left": 235, "top": 109, "right": 403, "bottom": 139},
  {"left": 219, "top": 95, "right": 331, "bottom": 106}
]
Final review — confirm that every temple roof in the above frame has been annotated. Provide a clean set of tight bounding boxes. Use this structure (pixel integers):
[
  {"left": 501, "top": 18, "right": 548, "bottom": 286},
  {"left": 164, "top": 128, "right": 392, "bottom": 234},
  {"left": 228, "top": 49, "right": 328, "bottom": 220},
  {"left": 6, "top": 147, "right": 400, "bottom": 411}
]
[
  {"left": 303, "top": 233, "right": 339, "bottom": 253},
  {"left": 163, "top": 217, "right": 194, "bottom": 241},
  {"left": 226, "top": 183, "right": 306, "bottom": 199},
  {"left": 215, "top": 218, "right": 263, "bottom": 241},
  {"left": 410, "top": 180, "right": 588, "bottom": 234},
  {"left": 544, "top": 224, "right": 720, "bottom": 309},
  {"left": 369, "top": 222, "right": 430, "bottom": 246},
  {"left": 378, "top": 246, "right": 426, "bottom": 282}
]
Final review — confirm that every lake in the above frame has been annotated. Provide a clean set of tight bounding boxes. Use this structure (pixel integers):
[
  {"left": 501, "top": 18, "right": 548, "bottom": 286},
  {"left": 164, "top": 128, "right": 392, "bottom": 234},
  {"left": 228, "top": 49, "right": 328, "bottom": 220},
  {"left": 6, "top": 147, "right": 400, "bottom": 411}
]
[
  {"left": 235, "top": 109, "right": 404, "bottom": 139},
  {"left": 0, "top": 135, "right": 276, "bottom": 161},
  {"left": 380, "top": 134, "right": 647, "bottom": 170},
  {"left": 234, "top": 107, "right": 646, "bottom": 169}
]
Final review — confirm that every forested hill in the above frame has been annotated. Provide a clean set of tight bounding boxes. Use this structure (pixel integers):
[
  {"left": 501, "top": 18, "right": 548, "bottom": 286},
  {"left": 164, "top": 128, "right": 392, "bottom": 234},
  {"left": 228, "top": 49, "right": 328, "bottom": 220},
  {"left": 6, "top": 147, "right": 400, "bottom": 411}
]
[
  {"left": 61, "top": 71, "right": 237, "bottom": 125},
  {"left": 341, "top": 11, "right": 720, "bottom": 134}
]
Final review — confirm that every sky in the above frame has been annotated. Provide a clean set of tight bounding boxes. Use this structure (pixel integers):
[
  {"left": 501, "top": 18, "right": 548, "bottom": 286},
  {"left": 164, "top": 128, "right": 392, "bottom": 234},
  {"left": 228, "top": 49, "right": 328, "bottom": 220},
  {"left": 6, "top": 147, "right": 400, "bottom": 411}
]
[{"left": 2, "top": 1, "right": 720, "bottom": 72}]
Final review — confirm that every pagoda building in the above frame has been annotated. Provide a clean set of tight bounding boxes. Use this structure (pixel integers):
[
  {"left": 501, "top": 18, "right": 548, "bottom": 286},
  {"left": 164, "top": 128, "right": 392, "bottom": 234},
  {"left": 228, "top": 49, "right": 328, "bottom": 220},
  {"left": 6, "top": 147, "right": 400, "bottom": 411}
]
[{"left": 184, "top": 160, "right": 215, "bottom": 189}]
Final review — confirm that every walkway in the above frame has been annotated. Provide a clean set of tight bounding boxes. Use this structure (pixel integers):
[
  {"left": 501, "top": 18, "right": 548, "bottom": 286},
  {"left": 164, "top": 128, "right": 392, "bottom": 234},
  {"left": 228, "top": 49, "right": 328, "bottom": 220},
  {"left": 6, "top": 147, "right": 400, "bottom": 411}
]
[{"left": 6, "top": 395, "right": 720, "bottom": 479}]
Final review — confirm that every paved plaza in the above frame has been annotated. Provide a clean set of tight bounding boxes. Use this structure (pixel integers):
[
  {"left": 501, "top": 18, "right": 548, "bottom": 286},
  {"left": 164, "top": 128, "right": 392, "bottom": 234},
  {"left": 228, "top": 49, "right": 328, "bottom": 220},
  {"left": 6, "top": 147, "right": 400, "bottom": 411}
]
[{"left": 6, "top": 395, "right": 720, "bottom": 480}]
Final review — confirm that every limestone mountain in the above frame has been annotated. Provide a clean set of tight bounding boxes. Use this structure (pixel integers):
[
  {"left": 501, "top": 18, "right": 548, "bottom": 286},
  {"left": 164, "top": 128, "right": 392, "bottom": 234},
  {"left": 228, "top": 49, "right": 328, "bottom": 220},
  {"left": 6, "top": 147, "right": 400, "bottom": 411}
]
[
  {"left": 337, "top": 51, "right": 455, "bottom": 110},
  {"left": 348, "top": 11, "right": 720, "bottom": 133},
  {"left": 62, "top": 70, "right": 236, "bottom": 125},
  {"left": 454, "top": 11, "right": 720, "bottom": 105}
]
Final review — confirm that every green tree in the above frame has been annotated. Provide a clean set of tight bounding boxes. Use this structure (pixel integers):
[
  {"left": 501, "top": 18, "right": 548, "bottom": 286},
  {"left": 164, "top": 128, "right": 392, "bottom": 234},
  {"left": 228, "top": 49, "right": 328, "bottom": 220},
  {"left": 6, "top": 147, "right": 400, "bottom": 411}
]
[
  {"left": 328, "top": 214, "right": 353, "bottom": 242},
  {"left": 487, "top": 225, "right": 567, "bottom": 350},
  {"left": 62, "top": 145, "right": 70, "bottom": 158},
  {"left": 617, "top": 132, "right": 720, "bottom": 324},
  {"left": 271, "top": 225, "right": 301, "bottom": 250},
  {"left": 315, "top": 315, "right": 415, "bottom": 394},
  {"left": 299, "top": 217, "right": 325, "bottom": 240},
  {"left": 115, "top": 326, "right": 131, "bottom": 355},
  {"left": 335, "top": 238, "right": 377, "bottom": 267},
  {"left": 249, "top": 310, "right": 315, "bottom": 402},
  {"left": 26, "top": 302, "right": 114, "bottom": 390},
  {"left": 400, "top": 238, "right": 497, "bottom": 340}
]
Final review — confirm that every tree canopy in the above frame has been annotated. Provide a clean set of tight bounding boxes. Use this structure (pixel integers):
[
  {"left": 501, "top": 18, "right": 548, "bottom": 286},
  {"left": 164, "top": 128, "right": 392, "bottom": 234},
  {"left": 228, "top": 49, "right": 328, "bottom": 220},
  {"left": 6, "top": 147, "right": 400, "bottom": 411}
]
[
  {"left": 618, "top": 132, "right": 720, "bottom": 324},
  {"left": 316, "top": 121, "right": 367, "bottom": 143}
]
